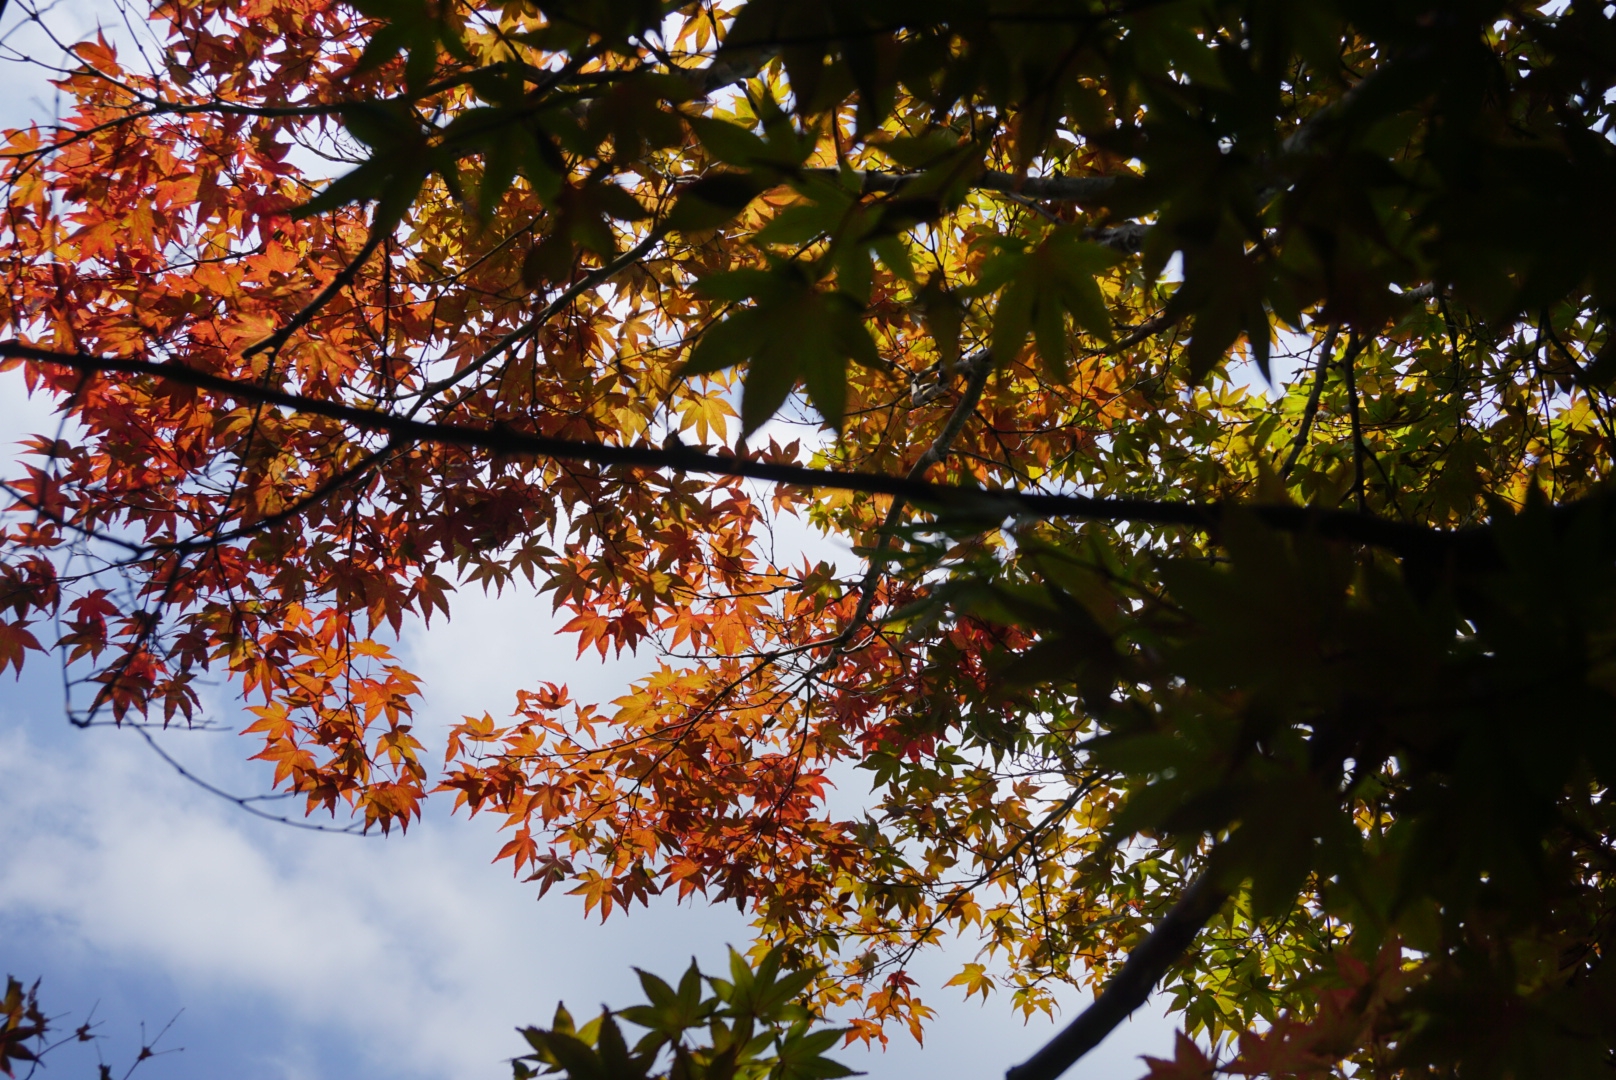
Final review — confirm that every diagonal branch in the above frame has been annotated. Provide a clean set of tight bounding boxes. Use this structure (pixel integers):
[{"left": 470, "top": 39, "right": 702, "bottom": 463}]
[
  {"left": 1280, "top": 323, "right": 1340, "bottom": 480},
  {"left": 408, "top": 225, "right": 669, "bottom": 413},
  {"left": 833, "top": 349, "right": 995, "bottom": 652},
  {"left": 242, "top": 227, "right": 386, "bottom": 360},
  {"left": 1343, "top": 332, "right": 1369, "bottom": 515},
  {"left": 1005, "top": 870, "right": 1229, "bottom": 1080}
]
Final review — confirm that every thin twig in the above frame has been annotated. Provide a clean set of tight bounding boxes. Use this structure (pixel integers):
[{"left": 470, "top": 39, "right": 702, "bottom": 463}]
[
  {"left": 1280, "top": 323, "right": 1338, "bottom": 480},
  {"left": 242, "top": 228, "right": 386, "bottom": 360},
  {"left": 1343, "top": 332, "right": 1368, "bottom": 514},
  {"left": 132, "top": 726, "right": 370, "bottom": 835},
  {"left": 407, "top": 225, "right": 668, "bottom": 414},
  {"left": 833, "top": 349, "right": 995, "bottom": 653}
]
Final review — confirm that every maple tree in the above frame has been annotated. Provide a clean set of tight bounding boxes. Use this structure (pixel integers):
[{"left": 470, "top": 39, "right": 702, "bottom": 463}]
[{"left": 4, "top": 0, "right": 1616, "bottom": 1076}]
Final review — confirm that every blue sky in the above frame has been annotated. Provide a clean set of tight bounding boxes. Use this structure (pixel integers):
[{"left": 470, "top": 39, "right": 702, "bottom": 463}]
[{"left": 0, "top": 4, "right": 1180, "bottom": 1076}]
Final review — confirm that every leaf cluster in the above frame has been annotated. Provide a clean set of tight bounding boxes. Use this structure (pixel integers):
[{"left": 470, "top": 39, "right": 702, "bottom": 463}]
[{"left": 513, "top": 950, "right": 855, "bottom": 1080}]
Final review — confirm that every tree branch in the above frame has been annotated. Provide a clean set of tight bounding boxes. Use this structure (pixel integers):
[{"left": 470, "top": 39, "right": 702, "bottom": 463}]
[
  {"left": 407, "top": 225, "right": 669, "bottom": 412},
  {"left": 1343, "top": 332, "right": 1368, "bottom": 514},
  {"left": 241, "top": 227, "right": 386, "bottom": 360},
  {"left": 1005, "top": 871, "right": 1229, "bottom": 1080},
  {"left": 1280, "top": 324, "right": 1340, "bottom": 480},
  {"left": 0, "top": 342, "right": 1508, "bottom": 559},
  {"left": 803, "top": 167, "right": 1125, "bottom": 205},
  {"left": 835, "top": 349, "right": 995, "bottom": 650}
]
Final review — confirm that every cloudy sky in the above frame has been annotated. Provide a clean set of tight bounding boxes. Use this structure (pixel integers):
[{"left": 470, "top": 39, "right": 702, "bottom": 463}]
[{"left": 0, "top": 5, "right": 1179, "bottom": 1077}]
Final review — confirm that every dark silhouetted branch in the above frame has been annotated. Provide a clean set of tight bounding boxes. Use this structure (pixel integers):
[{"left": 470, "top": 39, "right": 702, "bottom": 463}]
[
  {"left": 1005, "top": 871, "right": 1229, "bottom": 1080},
  {"left": 1281, "top": 324, "right": 1341, "bottom": 480},
  {"left": 0, "top": 342, "right": 1522, "bottom": 561},
  {"left": 802, "top": 167, "right": 1125, "bottom": 205}
]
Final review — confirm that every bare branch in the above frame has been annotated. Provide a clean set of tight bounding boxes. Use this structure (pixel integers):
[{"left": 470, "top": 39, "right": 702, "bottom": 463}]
[{"left": 241, "top": 227, "right": 386, "bottom": 361}]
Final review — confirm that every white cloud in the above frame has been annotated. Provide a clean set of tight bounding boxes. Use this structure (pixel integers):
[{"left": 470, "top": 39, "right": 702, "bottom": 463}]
[
  {"left": 0, "top": 703, "right": 754, "bottom": 1080},
  {"left": 400, "top": 580, "right": 658, "bottom": 732}
]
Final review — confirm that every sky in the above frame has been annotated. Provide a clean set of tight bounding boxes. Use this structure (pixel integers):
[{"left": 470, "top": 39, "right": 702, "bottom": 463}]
[{"left": 0, "top": 5, "right": 1181, "bottom": 1078}]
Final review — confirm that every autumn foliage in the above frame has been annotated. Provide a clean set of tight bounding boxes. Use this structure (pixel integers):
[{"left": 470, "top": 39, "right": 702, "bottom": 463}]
[{"left": 4, "top": 0, "right": 1616, "bottom": 1076}]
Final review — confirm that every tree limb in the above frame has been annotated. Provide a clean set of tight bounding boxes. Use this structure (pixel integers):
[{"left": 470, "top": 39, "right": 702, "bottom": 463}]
[
  {"left": 242, "top": 227, "right": 386, "bottom": 360},
  {"left": 408, "top": 225, "right": 669, "bottom": 412},
  {"left": 0, "top": 342, "right": 1517, "bottom": 559},
  {"left": 802, "top": 167, "right": 1125, "bottom": 205},
  {"left": 835, "top": 349, "right": 995, "bottom": 650},
  {"left": 1280, "top": 324, "right": 1340, "bottom": 480},
  {"left": 1343, "top": 332, "right": 1368, "bottom": 514},
  {"left": 1005, "top": 871, "right": 1229, "bottom": 1080}
]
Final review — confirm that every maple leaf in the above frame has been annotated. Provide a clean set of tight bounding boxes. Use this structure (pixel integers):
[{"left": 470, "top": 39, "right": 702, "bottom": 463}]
[
  {"left": 1140, "top": 1034, "right": 1216, "bottom": 1080},
  {"left": 0, "top": 621, "right": 42, "bottom": 676}
]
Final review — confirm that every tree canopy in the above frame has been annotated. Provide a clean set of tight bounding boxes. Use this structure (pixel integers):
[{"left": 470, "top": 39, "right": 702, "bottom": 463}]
[{"left": 3, "top": 0, "right": 1616, "bottom": 1076}]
